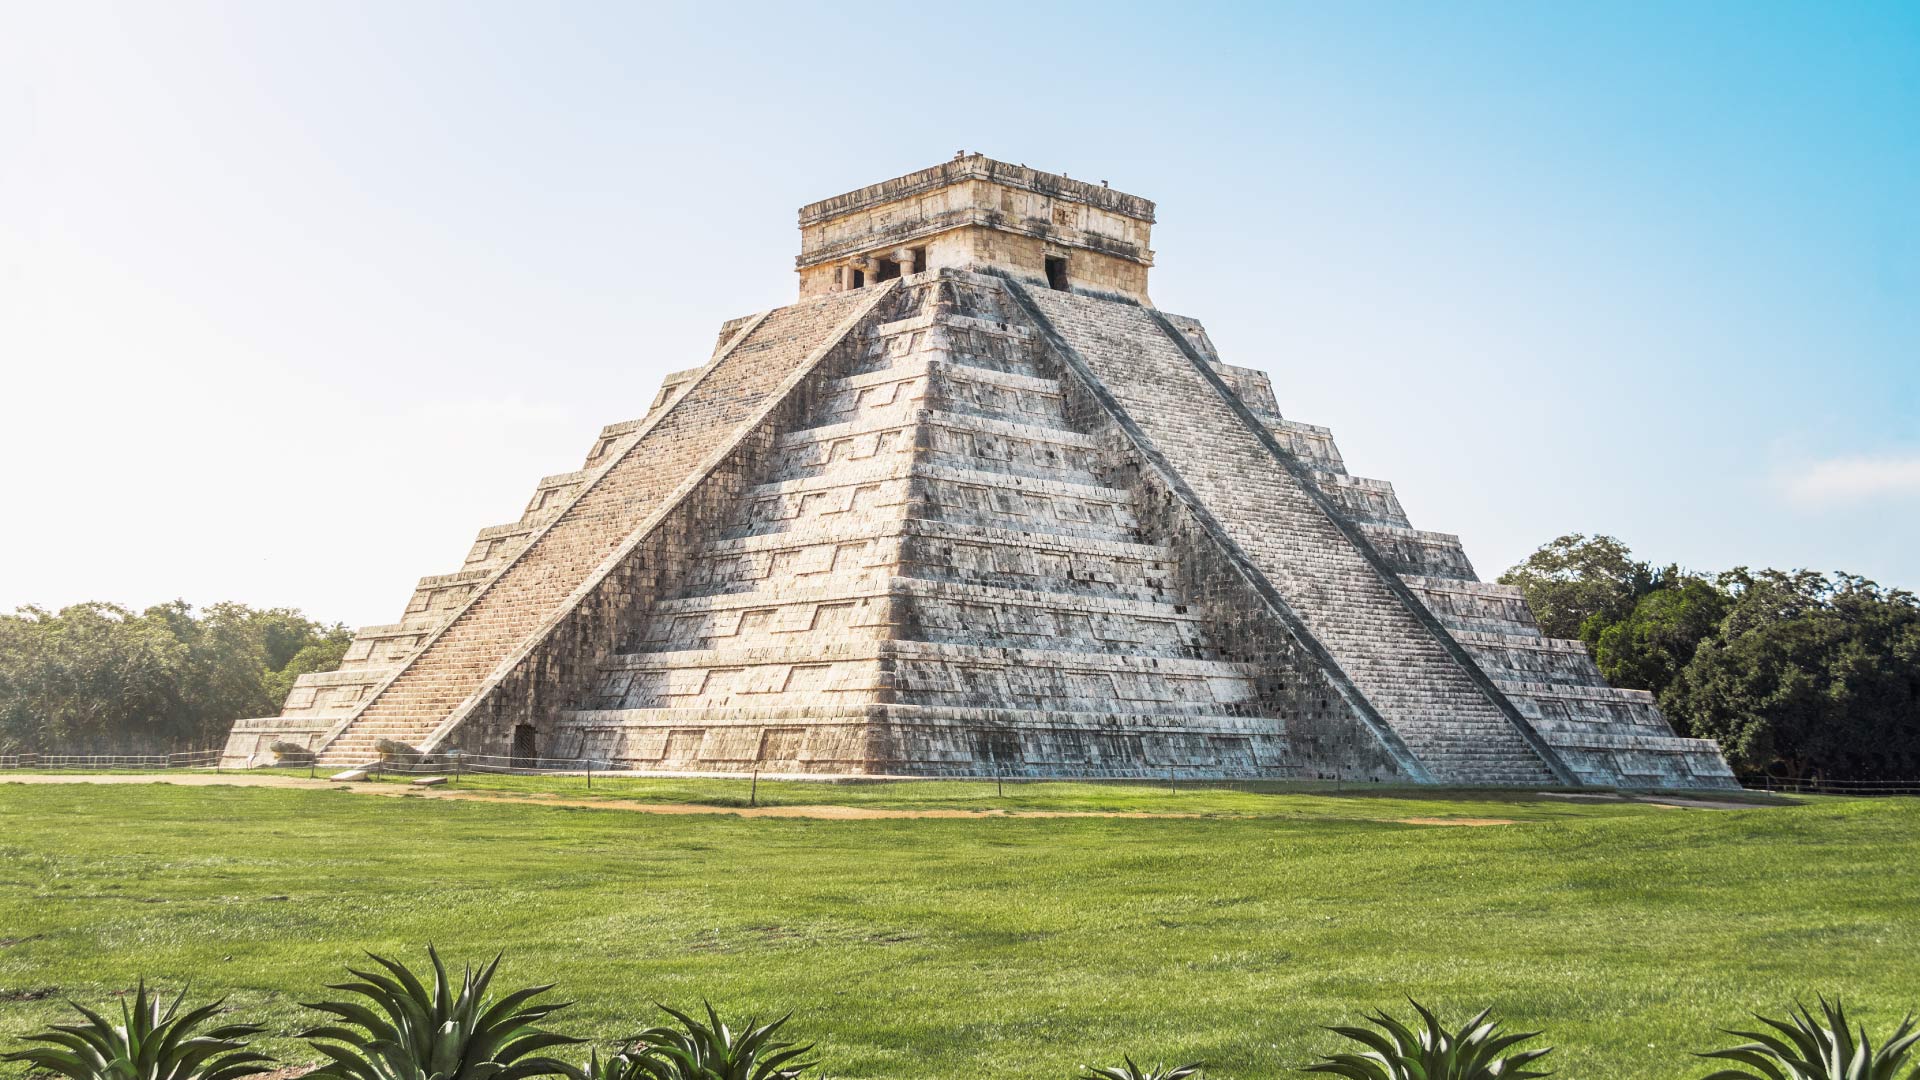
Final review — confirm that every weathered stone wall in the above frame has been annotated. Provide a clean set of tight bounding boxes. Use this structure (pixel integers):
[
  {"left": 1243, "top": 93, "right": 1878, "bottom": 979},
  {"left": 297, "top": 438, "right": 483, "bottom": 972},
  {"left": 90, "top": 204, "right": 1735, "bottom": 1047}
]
[
  {"left": 797, "top": 154, "right": 1154, "bottom": 302},
  {"left": 220, "top": 716, "right": 333, "bottom": 768},
  {"left": 966, "top": 228, "right": 1146, "bottom": 304}
]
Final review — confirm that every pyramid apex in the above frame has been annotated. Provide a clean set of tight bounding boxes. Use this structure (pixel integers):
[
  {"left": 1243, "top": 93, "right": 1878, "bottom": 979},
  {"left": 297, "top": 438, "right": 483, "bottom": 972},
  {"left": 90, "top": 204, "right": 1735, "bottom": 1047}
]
[{"left": 796, "top": 155, "right": 1156, "bottom": 303}]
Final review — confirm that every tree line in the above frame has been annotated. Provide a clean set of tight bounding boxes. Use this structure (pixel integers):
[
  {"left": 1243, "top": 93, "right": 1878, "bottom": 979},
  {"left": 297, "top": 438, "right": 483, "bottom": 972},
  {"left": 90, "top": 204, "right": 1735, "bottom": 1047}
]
[
  {"left": 0, "top": 601, "right": 349, "bottom": 755},
  {"left": 1499, "top": 535, "right": 1920, "bottom": 782}
]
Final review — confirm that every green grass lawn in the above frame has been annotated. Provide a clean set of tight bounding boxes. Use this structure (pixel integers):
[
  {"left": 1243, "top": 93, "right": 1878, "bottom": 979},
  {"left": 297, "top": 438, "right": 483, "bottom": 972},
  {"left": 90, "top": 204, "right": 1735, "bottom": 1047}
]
[{"left": 0, "top": 779, "right": 1914, "bottom": 1080}]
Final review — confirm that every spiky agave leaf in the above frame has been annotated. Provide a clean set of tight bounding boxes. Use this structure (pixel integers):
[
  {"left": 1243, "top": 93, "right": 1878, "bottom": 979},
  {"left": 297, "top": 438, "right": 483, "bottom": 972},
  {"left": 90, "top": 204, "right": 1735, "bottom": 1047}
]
[
  {"left": 570, "top": 1048, "right": 674, "bottom": 1080},
  {"left": 1302, "top": 999, "right": 1553, "bottom": 1080},
  {"left": 300, "top": 946, "right": 581, "bottom": 1080},
  {"left": 1698, "top": 996, "right": 1920, "bottom": 1080},
  {"left": 1080, "top": 1054, "right": 1203, "bottom": 1080},
  {"left": 1, "top": 980, "right": 273, "bottom": 1080},
  {"left": 633, "top": 1002, "right": 815, "bottom": 1080}
]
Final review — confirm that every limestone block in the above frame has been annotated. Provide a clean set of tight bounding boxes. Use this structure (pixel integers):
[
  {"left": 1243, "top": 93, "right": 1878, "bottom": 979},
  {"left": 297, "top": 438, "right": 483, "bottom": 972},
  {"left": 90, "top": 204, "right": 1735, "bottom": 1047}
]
[
  {"left": 1309, "top": 472, "right": 1412, "bottom": 529},
  {"left": 1265, "top": 419, "right": 1347, "bottom": 473},
  {"left": 1358, "top": 524, "right": 1478, "bottom": 580}
]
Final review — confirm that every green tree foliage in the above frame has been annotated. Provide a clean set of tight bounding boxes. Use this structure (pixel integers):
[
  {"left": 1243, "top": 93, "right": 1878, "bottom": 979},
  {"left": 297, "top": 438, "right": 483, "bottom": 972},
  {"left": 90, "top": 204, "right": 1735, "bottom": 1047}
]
[
  {"left": 0, "top": 601, "right": 349, "bottom": 754},
  {"left": 1503, "top": 536, "right": 1920, "bottom": 781},
  {"left": 1592, "top": 575, "right": 1732, "bottom": 696},
  {"left": 262, "top": 632, "right": 354, "bottom": 705},
  {"left": 1665, "top": 571, "right": 1920, "bottom": 781},
  {"left": 1496, "top": 533, "right": 1658, "bottom": 641}
]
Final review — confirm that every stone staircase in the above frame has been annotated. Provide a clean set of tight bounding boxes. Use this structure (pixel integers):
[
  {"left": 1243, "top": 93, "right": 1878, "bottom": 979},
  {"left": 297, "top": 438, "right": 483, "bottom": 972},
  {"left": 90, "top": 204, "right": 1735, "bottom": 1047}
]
[
  {"left": 1409, "top": 575, "right": 1737, "bottom": 787},
  {"left": 549, "top": 274, "right": 1298, "bottom": 776},
  {"left": 1020, "top": 285, "right": 1562, "bottom": 786},
  {"left": 222, "top": 341, "right": 757, "bottom": 765},
  {"left": 1016, "top": 280, "right": 1733, "bottom": 789},
  {"left": 304, "top": 286, "right": 891, "bottom": 765}
]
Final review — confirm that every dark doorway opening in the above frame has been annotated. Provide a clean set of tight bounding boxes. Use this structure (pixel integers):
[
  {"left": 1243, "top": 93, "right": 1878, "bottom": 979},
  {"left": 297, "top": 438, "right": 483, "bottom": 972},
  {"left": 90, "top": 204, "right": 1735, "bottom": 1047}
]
[
  {"left": 511, "top": 724, "right": 537, "bottom": 766},
  {"left": 875, "top": 257, "right": 902, "bottom": 282},
  {"left": 850, "top": 268, "right": 866, "bottom": 289},
  {"left": 1045, "top": 256, "right": 1070, "bottom": 291}
]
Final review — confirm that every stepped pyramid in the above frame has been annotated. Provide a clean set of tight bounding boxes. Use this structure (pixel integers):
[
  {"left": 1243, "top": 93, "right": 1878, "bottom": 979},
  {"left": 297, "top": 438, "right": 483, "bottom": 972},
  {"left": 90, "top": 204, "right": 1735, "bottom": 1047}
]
[{"left": 223, "top": 154, "right": 1737, "bottom": 788}]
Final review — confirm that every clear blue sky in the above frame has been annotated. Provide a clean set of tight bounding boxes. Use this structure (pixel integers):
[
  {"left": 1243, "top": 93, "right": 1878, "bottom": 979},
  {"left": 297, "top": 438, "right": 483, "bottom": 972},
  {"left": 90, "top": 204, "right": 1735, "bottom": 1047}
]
[{"left": 3, "top": 2, "right": 1915, "bottom": 628}]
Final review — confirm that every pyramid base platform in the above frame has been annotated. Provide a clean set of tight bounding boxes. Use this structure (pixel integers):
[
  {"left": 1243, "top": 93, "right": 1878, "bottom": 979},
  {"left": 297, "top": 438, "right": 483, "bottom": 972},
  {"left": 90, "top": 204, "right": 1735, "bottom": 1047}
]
[{"left": 525, "top": 704, "right": 1363, "bottom": 780}]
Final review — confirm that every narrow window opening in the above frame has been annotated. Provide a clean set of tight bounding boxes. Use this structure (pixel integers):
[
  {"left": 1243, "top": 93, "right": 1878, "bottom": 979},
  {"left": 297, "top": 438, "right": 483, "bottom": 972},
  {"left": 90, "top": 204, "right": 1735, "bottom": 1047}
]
[
  {"left": 908, "top": 246, "right": 928, "bottom": 275},
  {"left": 850, "top": 268, "right": 866, "bottom": 289},
  {"left": 1045, "top": 256, "right": 1070, "bottom": 291}
]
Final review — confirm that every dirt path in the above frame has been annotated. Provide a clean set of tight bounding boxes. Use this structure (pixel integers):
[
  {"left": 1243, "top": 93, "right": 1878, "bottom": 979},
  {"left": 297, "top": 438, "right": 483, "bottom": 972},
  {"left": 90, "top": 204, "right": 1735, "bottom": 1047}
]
[{"left": 1542, "top": 789, "right": 1781, "bottom": 811}]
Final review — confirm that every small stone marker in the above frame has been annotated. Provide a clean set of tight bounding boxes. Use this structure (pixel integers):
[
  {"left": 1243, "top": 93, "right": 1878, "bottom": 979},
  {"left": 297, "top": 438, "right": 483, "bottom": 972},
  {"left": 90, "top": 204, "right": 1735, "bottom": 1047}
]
[
  {"left": 329, "top": 768, "right": 369, "bottom": 782},
  {"left": 410, "top": 776, "right": 448, "bottom": 787}
]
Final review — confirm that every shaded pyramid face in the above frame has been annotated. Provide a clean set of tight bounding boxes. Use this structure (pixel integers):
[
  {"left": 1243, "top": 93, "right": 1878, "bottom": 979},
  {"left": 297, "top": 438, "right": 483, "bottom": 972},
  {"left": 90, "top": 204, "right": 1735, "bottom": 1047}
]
[{"left": 226, "top": 268, "right": 1737, "bottom": 789}]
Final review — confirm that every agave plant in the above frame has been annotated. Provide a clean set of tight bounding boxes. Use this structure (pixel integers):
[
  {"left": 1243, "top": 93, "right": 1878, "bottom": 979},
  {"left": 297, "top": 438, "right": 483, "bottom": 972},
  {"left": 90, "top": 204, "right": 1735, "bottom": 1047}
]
[
  {"left": 301, "top": 947, "right": 582, "bottom": 1080},
  {"left": 1698, "top": 997, "right": 1920, "bottom": 1080},
  {"left": 1081, "top": 1056, "right": 1202, "bottom": 1080},
  {"left": 1, "top": 980, "right": 272, "bottom": 1080},
  {"left": 632, "top": 1003, "right": 814, "bottom": 1080},
  {"left": 571, "top": 1049, "right": 669, "bottom": 1080},
  {"left": 1304, "top": 1000, "right": 1553, "bottom": 1080}
]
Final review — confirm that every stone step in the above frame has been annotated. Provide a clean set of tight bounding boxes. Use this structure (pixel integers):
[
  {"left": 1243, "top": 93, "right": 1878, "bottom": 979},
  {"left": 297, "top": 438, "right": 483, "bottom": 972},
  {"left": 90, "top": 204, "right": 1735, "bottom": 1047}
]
[{"left": 308, "top": 284, "right": 893, "bottom": 761}]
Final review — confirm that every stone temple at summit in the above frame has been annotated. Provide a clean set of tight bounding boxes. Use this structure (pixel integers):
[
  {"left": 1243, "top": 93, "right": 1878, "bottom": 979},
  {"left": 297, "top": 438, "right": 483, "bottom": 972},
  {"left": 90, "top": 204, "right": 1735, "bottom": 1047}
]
[{"left": 223, "top": 154, "right": 1738, "bottom": 789}]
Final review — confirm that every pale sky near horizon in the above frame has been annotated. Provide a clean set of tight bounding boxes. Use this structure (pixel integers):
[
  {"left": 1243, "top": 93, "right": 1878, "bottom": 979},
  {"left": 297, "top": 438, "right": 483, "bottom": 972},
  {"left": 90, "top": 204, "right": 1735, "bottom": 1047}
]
[{"left": 3, "top": 2, "right": 1916, "bottom": 629}]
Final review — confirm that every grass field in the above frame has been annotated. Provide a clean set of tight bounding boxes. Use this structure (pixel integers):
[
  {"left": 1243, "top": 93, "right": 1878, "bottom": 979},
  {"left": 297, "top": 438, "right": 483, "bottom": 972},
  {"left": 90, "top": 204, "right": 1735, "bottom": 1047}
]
[{"left": 0, "top": 777, "right": 1915, "bottom": 1080}]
